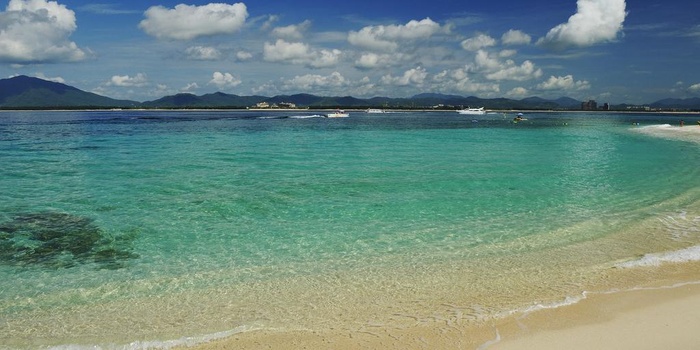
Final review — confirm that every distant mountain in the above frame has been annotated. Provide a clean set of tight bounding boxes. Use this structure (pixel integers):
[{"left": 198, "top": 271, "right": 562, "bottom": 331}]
[
  {"left": 0, "top": 75, "right": 137, "bottom": 108},
  {"left": 141, "top": 92, "right": 267, "bottom": 108},
  {"left": 5, "top": 75, "right": 697, "bottom": 111},
  {"left": 650, "top": 97, "right": 700, "bottom": 109}
]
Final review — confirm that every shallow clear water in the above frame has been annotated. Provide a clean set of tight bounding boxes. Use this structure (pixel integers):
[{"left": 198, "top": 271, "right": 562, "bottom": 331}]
[{"left": 1, "top": 110, "right": 699, "bottom": 348}]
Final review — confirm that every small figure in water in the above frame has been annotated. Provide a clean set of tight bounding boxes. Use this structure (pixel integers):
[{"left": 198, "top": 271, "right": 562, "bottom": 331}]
[{"left": 680, "top": 120, "right": 684, "bottom": 127}]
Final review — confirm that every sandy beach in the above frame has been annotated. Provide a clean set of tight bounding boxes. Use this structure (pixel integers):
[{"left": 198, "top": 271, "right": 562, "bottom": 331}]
[{"left": 185, "top": 279, "right": 700, "bottom": 350}]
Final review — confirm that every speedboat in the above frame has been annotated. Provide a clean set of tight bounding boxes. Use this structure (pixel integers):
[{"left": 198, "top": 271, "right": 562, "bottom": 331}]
[
  {"left": 327, "top": 109, "right": 349, "bottom": 118},
  {"left": 366, "top": 108, "right": 386, "bottom": 114},
  {"left": 456, "top": 107, "right": 486, "bottom": 115}
]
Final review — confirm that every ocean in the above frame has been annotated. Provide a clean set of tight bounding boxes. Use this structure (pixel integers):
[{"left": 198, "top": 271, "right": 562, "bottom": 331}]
[{"left": 1, "top": 110, "right": 698, "bottom": 349}]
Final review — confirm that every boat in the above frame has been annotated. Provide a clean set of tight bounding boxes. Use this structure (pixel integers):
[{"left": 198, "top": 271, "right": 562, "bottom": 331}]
[
  {"left": 456, "top": 107, "right": 486, "bottom": 115},
  {"left": 366, "top": 108, "right": 386, "bottom": 114},
  {"left": 326, "top": 109, "right": 349, "bottom": 118}
]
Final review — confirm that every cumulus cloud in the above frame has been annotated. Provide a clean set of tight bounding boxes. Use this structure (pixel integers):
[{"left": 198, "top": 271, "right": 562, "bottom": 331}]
[
  {"left": 461, "top": 34, "right": 497, "bottom": 51},
  {"left": 281, "top": 71, "right": 347, "bottom": 91},
  {"left": 139, "top": 3, "right": 248, "bottom": 40},
  {"left": 263, "top": 39, "right": 341, "bottom": 68},
  {"left": 185, "top": 46, "right": 222, "bottom": 60},
  {"left": 537, "top": 0, "right": 627, "bottom": 49},
  {"left": 502, "top": 29, "right": 532, "bottom": 45},
  {"left": 33, "top": 72, "right": 65, "bottom": 83},
  {"left": 209, "top": 72, "right": 241, "bottom": 88},
  {"left": 432, "top": 68, "right": 500, "bottom": 94},
  {"left": 688, "top": 83, "right": 700, "bottom": 93},
  {"left": 108, "top": 73, "right": 148, "bottom": 87},
  {"left": 507, "top": 87, "right": 530, "bottom": 97},
  {"left": 236, "top": 50, "right": 253, "bottom": 61},
  {"left": 271, "top": 20, "right": 311, "bottom": 40},
  {"left": 537, "top": 75, "right": 591, "bottom": 91},
  {"left": 181, "top": 82, "right": 199, "bottom": 92},
  {"left": 472, "top": 50, "right": 542, "bottom": 82},
  {"left": 348, "top": 18, "right": 443, "bottom": 51},
  {"left": 355, "top": 53, "right": 389, "bottom": 69},
  {"left": 0, "top": 0, "right": 88, "bottom": 63},
  {"left": 381, "top": 66, "right": 428, "bottom": 86}
]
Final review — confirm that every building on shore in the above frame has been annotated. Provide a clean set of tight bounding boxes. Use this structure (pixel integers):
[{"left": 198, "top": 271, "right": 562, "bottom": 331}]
[{"left": 582, "top": 100, "right": 598, "bottom": 110}]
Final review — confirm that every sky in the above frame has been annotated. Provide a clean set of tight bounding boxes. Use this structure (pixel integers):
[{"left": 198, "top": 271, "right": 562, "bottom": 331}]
[{"left": 0, "top": 0, "right": 698, "bottom": 104}]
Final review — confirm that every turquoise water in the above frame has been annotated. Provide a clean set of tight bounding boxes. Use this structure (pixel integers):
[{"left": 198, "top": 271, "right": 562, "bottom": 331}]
[{"left": 1, "top": 110, "right": 699, "bottom": 348}]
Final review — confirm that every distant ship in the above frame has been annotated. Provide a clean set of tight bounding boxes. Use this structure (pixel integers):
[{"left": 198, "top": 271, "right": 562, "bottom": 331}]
[
  {"left": 366, "top": 108, "right": 386, "bottom": 114},
  {"left": 326, "top": 109, "right": 349, "bottom": 118},
  {"left": 456, "top": 107, "right": 486, "bottom": 115}
]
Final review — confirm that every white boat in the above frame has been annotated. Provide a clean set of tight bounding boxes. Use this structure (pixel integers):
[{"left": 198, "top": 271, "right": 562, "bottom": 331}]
[
  {"left": 326, "top": 109, "right": 349, "bottom": 118},
  {"left": 456, "top": 107, "right": 486, "bottom": 115},
  {"left": 366, "top": 108, "right": 386, "bottom": 114}
]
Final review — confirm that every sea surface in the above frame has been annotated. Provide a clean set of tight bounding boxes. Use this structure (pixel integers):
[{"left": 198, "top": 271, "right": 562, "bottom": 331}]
[{"left": 0, "top": 110, "right": 699, "bottom": 349}]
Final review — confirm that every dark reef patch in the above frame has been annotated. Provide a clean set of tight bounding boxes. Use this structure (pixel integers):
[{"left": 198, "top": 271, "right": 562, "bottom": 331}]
[{"left": 0, "top": 212, "right": 139, "bottom": 269}]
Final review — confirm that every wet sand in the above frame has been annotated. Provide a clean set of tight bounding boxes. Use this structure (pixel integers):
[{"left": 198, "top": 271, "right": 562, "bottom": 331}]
[{"left": 186, "top": 281, "right": 700, "bottom": 350}]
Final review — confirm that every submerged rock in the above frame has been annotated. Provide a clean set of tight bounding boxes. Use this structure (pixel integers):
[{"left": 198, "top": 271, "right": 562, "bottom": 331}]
[{"left": 0, "top": 212, "right": 138, "bottom": 269}]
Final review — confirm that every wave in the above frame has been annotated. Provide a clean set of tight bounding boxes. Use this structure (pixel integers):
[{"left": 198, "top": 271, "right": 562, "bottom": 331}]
[
  {"left": 616, "top": 245, "right": 700, "bottom": 268},
  {"left": 288, "top": 114, "right": 325, "bottom": 119},
  {"left": 46, "top": 325, "right": 256, "bottom": 350},
  {"left": 633, "top": 124, "right": 700, "bottom": 144}
]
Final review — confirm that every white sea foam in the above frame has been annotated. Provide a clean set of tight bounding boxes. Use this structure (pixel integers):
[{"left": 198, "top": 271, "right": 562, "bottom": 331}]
[
  {"left": 616, "top": 245, "right": 700, "bottom": 268},
  {"left": 633, "top": 123, "right": 700, "bottom": 144},
  {"left": 288, "top": 114, "right": 324, "bottom": 119},
  {"left": 520, "top": 293, "right": 588, "bottom": 314},
  {"left": 46, "top": 326, "right": 255, "bottom": 350}
]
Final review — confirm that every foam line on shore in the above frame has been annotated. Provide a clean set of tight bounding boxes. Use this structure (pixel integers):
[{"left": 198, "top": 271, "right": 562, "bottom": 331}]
[
  {"left": 615, "top": 245, "right": 700, "bottom": 268},
  {"left": 46, "top": 325, "right": 257, "bottom": 350}
]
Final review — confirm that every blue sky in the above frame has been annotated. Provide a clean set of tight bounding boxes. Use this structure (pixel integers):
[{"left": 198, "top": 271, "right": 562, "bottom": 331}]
[{"left": 0, "top": 0, "right": 698, "bottom": 103}]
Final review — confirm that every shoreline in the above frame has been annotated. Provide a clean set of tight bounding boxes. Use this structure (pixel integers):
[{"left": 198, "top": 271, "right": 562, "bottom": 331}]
[{"left": 184, "top": 274, "right": 700, "bottom": 350}]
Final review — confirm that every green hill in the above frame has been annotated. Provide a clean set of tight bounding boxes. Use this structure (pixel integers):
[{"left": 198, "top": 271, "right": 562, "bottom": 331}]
[{"left": 0, "top": 75, "right": 137, "bottom": 108}]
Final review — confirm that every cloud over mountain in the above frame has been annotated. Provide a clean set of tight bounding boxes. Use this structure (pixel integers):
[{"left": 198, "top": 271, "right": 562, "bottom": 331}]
[
  {"left": 139, "top": 3, "right": 248, "bottom": 40},
  {"left": 0, "top": 0, "right": 87, "bottom": 63}
]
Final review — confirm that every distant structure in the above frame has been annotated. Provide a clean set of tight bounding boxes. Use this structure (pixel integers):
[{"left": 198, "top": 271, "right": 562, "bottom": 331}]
[
  {"left": 581, "top": 100, "right": 598, "bottom": 110},
  {"left": 251, "top": 101, "right": 298, "bottom": 109}
]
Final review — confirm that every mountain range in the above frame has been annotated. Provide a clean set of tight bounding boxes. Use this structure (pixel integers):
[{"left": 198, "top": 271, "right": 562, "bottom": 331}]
[{"left": 1, "top": 75, "right": 699, "bottom": 111}]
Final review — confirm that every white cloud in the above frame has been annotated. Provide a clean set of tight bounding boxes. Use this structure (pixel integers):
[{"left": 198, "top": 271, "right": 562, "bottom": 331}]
[
  {"left": 537, "top": 0, "right": 627, "bottom": 49},
  {"left": 348, "top": 18, "right": 443, "bottom": 52},
  {"left": 108, "top": 73, "right": 148, "bottom": 87},
  {"left": 472, "top": 50, "right": 543, "bottom": 82},
  {"left": 0, "top": 0, "right": 87, "bottom": 63},
  {"left": 381, "top": 66, "right": 428, "bottom": 86},
  {"left": 354, "top": 52, "right": 413, "bottom": 70},
  {"left": 236, "top": 50, "right": 253, "bottom": 61},
  {"left": 263, "top": 39, "right": 311, "bottom": 62},
  {"left": 537, "top": 75, "right": 591, "bottom": 91},
  {"left": 263, "top": 39, "right": 341, "bottom": 68},
  {"left": 185, "top": 46, "right": 222, "bottom": 60},
  {"left": 499, "top": 49, "right": 517, "bottom": 58},
  {"left": 139, "top": 3, "right": 248, "bottom": 40},
  {"left": 432, "top": 68, "right": 500, "bottom": 94},
  {"left": 310, "top": 49, "right": 342, "bottom": 68},
  {"left": 689, "top": 83, "right": 700, "bottom": 93},
  {"left": 461, "top": 34, "right": 497, "bottom": 51},
  {"left": 507, "top": 87, "right": 530, "bottom": 97},
  {"left": 281, "top": 71, "right": 347, "bottom": 91},
  {"left": 34, "top": 72, "right": 65, "bottom": 83},
  {"left": 502, "top": 29, "right": 532, "bottom": 45},
  {"left": 272, "top": 20, "right": 311, "bottom": 40},
  {"left": 209, "top": 72, "right": 242, "bottom": 88},
  {"left": 181, "top": 82, "right": 199, "bottom": 92}
]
